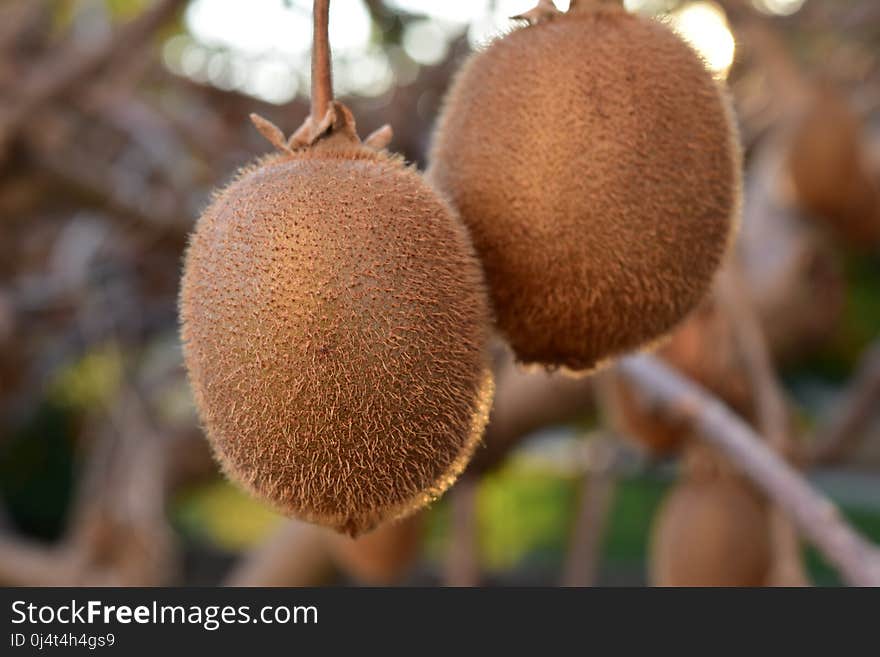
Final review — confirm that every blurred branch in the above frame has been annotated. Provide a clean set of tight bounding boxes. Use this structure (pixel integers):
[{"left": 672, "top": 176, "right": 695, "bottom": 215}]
[
  {"left": 0, "top": 383, "right": 177, "bottom": 586},
  {"left": 616, "top": 354, "right": 880, "bottom": 586},
  {"left": 718, "top": 265, "right": 792, "bottom": 456},
  {"left": 718, "top": 263, "right": 810, "bottom": 584},
  {"left": 0, "top": 536, "right": 81, "bottom": 586},
  {"left": 0, "top": 0, "right": 49, "bottom": 54},
  {"left": 0, "top": 0, "right": 186, "bottom": 155},
  {"left": 810, "top": 341, "right": 880, "bottom": 465},
  {"left": 225, "top": 521, "right": 334, "bottom": 587},
  {"left": 23, "top": 122, "right": 191, "bottom": 234},
  {"left": 561, "top": 436, "right": 617, "bottom": 587},
  {"left": 444, "top": 475, "right": 480, "bottom": 587}
]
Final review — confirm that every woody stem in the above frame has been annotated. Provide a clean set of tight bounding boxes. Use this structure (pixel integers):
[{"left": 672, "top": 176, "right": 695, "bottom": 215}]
[{"left": 310, "top": 0, "right": 333, "bottom": 125}]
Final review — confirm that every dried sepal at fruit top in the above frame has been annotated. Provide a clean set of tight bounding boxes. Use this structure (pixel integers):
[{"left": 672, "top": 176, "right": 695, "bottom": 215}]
[
  {"left": 250, "top": 101, "right": 393, "bottom": 157},
  {"left": 511, "top": 0, "right": 561, "bottom": 25},
  {"left": 180, "top": 1, "right": 494, "bottom": 538},
  {"left": 429, "top": 1, "right": 741, "bottom": 372}
]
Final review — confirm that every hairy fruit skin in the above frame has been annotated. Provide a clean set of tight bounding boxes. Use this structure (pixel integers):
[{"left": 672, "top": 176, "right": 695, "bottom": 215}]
[
  {"left": 429, "top": 6, "right": 741, "bottom": 371},
  {"left": 180, "top": 144, "right": 494, "bottom": 537}
]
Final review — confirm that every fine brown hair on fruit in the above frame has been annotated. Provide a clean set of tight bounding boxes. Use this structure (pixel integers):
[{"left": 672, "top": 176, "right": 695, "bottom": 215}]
[
  {"left": 325, "top": 512, "right": 424, "bottom": 585},
  {"left": 787, "top": 86, "right": 880, "bottom": 247},
  {"left": 606, "top": 295, "right": 752, "bottom": 454},
  {"left": 649, "top": 458, "right": 771, "bottom": 587},
  {"left": 180, "top": 106, "right": 494, "bottom": 537},
  {"left": 428, "top": 2, "right": 741, "bottom": 371}
]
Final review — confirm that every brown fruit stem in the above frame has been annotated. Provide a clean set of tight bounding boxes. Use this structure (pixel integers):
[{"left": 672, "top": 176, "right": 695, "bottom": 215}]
[
  {"left": 250, "top": 0, "right": 392, "bottom": 152},
  {"left": 568, "top": 0, "right": 623, "bottom": 12},
  {"left": 310, "top": 0, "right": 333, "bottom": 127}
]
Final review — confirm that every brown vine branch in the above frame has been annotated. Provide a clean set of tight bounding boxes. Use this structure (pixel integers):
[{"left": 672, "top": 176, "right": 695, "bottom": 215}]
[
  {"left": 561, "top": 436, "right": 617, "bottom": 587},
  {"left": 225, "top": 521, "right": 334, "bottom": 587},
  {"left": 0, "top": 0, "right": 186, "bottom": 153},
  {"left": 616, "top": 354, "right": 880, "bottom": 586},
  {"left": 311, "top": 0, "right": 333, "bottom": 126},
  {"left": 444, "top": 475, "right": 480, "bottom": 587},
  {"left": 809, "top": 341, "right": 880, "bottom": 465},
  {"left": 717, "top": 265, "right": 810, "bottom": 584},
  {"left": 717, "top": 265, "right": 792, "bottom": 455},
  {"left": 0, "top": 383, "right": 176, "bottom": 587}
]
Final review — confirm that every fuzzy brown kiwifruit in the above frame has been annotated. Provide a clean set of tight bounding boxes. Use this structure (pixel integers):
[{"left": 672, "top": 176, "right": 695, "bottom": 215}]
[
  {"left": 179, "top": 103, "right": 494, "bottom": 537},
  {"left": 606, "top": 295, "right": 752, "bottom": 454},
  {"left": 428, "top": 1, "right": 741, "bottom": 371},
  {"left": 787, "top": 87, "right": 880, "bottom": 247},
  {"left": 649, "top": 465, "right": 772, "bottom": 587},
  {"left": 325, "top": 512, "right": 424, "bottom": 585}
]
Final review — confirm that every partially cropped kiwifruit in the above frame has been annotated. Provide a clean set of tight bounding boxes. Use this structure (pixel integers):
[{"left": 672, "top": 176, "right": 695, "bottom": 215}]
[
  {"left": 787, "top": 86, "right": 880, "bottom": 247},
  {"left": 180, "top": 103, "right": 494, "bottom": 537},
  {"left": 606, "top": 295, "right": 752, "bottom": 454},
  {"left": 428, "top": 1, "right": 741, "bottom": 371},
  {"left": 649, "top": 460, "right": 771, "bottom": 587},
  {"left": 325, "top": 512, "right": 424, "bottom": 585}
]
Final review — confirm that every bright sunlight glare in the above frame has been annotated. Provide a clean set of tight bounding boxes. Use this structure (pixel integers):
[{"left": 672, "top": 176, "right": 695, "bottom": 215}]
[
  {"left": 670, "top": 2, "right": 736, "bottom": 78},
  {"left": 172, "top": 0, "right": 738, "bottom": 104},
  {"left": 751, "top": 0, "right": 806, "bottom": 17}
]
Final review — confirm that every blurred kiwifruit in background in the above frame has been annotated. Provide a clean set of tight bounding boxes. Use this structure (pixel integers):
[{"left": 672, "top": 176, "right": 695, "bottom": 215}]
[
  {"left": 787, "top": 85, "right": 880, "bottom": 248},
  {"left": 649, "top": 445, "right": 772, "bottom": 587}
]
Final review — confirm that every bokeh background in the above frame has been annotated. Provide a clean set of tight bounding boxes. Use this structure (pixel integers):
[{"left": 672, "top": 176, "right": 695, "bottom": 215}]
[{"left": 1, "top": 0, "right": 879, "bottom": 586}]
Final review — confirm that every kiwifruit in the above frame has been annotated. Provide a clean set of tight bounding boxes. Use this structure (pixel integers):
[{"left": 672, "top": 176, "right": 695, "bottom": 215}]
[
  {"left": 325, "top": 512, "right": 424, "bottom": 585},
  {"left": 649, "top": 462, "right": 772, "bottom": 587},
  {"left": 606, "top": 295, "right": 752, "bottom": 454},
  {"left": 428, "top": 1, "right": 741, "bottom": 371},
  {"left": 787, "top": 86, "right": 880, "bottom": 247},
  {"left": 180, "top": 5, "right": 494, "bottom": 537}
]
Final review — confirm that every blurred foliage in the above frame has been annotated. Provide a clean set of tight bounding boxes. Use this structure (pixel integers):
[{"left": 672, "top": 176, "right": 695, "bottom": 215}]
[
  {"left": 476, "top": 465, "right": 578, "bottom": 571},
  {"left": 48, "top": 343, "right": 123, "bottom": 411},
  {"left": 173, "top": 479, "right": 284, "bottom": 551},
  {"left": 839, "top": 254, "right": 880, "bottom": 361},
  {"left": 105, "top": 0, "right": 152, "bottom": 20},
  {"left": 785, "top": 252, "right": 880, "bottom": 383},
  {"left": 0, "top": 403, "right": 76, "bottom": 540}
]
